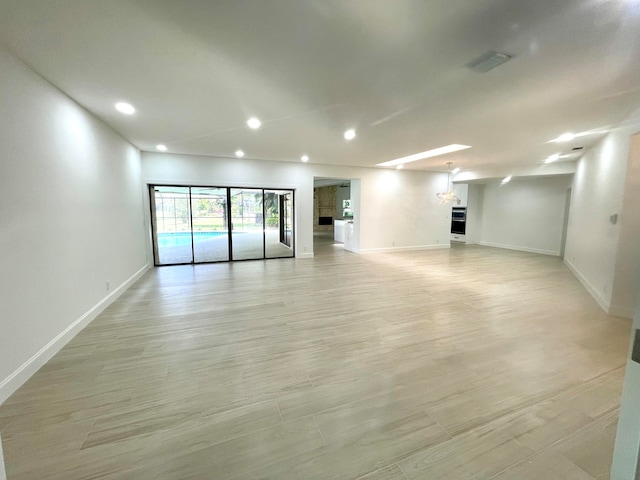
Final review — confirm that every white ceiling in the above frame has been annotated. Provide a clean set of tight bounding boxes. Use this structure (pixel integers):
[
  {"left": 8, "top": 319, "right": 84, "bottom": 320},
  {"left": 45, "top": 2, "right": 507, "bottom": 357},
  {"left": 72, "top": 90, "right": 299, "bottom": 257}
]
[{"left": 1, "top": 0, "right": 640, "bottom": 173}]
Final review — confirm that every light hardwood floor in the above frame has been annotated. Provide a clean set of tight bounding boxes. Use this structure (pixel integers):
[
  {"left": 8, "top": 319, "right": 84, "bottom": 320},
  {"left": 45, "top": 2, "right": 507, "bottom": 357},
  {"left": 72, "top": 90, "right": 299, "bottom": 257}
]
[{"left": 0, "top": 239, "right": 632, "bottom": 479}]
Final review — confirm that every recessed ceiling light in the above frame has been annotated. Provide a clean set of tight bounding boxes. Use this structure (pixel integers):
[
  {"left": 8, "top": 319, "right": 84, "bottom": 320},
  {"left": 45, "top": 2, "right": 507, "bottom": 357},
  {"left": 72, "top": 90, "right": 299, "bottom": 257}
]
[
  {"left": 396, "top": 165, "right": 404, "bottom": 170},
  {"left": 452, "top": 167, "right": 461, "bottom": 174},
  {"left": 377, "top": 144, "right": 471, "bottom": 167},
  {"left": 344, "top": 129, "right": 356, "bottom": 140},
  {"left": 545, "top": 153, "right": 560, "bottom": 163},
  {"left": 156, "top": 144, "right": 168, "bottom": 151},
  {"left": 115, "top": 102, "right": 135, "bottom": 115},
  {"left": 235, "top": 150, "right": 244, "bottom": 157},
  {"left": 301, "top": 155, "right": 309, "bottom": 162},
  {"left": 247, "top": 117, "right": 261, "bottom": 129},
  {"left": 502, "top": 176, "right": 512, "bottom": 184}
]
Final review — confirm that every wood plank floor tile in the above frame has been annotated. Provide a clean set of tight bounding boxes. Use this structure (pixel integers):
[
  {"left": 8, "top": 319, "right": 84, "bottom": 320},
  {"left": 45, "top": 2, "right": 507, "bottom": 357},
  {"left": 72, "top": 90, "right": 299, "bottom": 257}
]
[
  {"left": 398, "top": 421, "right": 535, "bottom": 480},
  {"left": 553, "top": 410, "right": 620, "bottom": 480},
  {"left": 0, "top": 241, "right": 631, "bottom": 479},
  {"left": 357, "top": 464, "right": 408, "bottom": 480},
  {"left": 489, "top": 450, "right": 596, "bottom": 480}
]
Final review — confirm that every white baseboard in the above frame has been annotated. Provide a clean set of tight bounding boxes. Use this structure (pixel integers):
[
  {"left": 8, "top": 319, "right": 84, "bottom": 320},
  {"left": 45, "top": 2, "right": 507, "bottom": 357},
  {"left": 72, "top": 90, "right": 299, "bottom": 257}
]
[
  {"left": 296, "top": 252, "right": 314, "bottom": 259},
  {"left": 0, "top": 264, "right": 150, "bottom": 405},
  {"left": 563, "top": 258, "right": 612, "bottom": 315},
  {"left": 607, "top": 305, "right": 634, "bottom": 319},
  {"left": 476, "top": 241, "right": 559, "bottom": 257},
  {"left": 359, "top": 244, "right": 449, "bottom": 254}
]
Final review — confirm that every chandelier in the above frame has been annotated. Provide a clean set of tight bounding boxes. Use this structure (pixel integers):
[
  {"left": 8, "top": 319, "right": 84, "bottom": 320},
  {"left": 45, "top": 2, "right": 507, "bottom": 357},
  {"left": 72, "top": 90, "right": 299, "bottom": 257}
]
[{"left": 435, "top": 162, "right": 460, "bottom": 204}]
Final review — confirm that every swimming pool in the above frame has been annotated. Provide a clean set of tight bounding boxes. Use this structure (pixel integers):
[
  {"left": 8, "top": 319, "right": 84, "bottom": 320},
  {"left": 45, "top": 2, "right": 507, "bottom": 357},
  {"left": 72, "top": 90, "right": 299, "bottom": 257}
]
[{"left": 157, "top": 231, "right": 227, "bottom": 247}]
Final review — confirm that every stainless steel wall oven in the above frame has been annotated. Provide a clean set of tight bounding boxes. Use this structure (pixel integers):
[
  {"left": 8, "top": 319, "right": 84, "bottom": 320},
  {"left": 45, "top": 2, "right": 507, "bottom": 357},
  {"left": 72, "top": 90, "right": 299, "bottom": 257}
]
[{"left": 451, "top": 207, "right": 466, "bottom": 235}]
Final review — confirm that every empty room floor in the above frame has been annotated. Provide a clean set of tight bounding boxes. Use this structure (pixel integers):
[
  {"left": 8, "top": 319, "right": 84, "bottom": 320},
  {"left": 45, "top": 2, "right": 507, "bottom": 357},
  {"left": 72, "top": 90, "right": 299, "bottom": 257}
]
[{"left": 0, "top": 245, "right": 631, "bottom": 479}]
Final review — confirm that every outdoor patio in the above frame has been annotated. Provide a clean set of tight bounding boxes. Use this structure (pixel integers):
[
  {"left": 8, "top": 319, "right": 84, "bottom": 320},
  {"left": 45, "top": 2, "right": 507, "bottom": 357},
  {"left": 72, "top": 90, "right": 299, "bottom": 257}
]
[{"left": 157, "top": 229, "right": 293, "bottom": 264}]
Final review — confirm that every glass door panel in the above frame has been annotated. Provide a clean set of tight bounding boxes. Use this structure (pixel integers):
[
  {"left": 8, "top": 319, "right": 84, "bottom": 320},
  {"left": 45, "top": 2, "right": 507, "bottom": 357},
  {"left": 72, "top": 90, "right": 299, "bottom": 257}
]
[
  {"left": 265, "top": 190, "right": 294, "bottom": 258},
  {"left": 150, "top": 185, "right": 295, "bottom": 265},
  {"left": 191, "top": 187, "right": 230, "bottom": 262},
  {"left": 230, "top": 188, "right": 264, "bottom": 260},
  {"left": 152, "top": 186, "right": 193, "bottom": 265},
  {"left": 282, "top": 191, "right": 293, "bottom": 248}
]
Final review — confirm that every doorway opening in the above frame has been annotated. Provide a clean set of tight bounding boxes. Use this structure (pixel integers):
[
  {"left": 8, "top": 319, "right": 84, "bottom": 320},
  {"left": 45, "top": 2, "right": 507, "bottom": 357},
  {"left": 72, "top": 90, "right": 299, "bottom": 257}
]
[
  {"left": 150, "top": 185, "right": 295, "bottom": 265},
  {"left": 312, "top": 177, "right": 359, "bottom": 255}
]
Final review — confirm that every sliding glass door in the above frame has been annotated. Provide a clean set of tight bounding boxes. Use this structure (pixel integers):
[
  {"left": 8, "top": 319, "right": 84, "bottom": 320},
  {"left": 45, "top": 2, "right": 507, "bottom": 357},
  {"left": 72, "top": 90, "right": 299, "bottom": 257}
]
[
  {"left": 265, "top": 190, "right": 294, "bottom": 258},
  {"left": 230, "top": 188, "right": 265, "bottom": 261},
  {"left": 151, "top": 186, "right": 193, "bottom": 265},
  {"left": 191, "top": 187, "right": 230, "bottom": 263},
  {"left": 150, "top": 185, "right": 294, "bottom": 265}
]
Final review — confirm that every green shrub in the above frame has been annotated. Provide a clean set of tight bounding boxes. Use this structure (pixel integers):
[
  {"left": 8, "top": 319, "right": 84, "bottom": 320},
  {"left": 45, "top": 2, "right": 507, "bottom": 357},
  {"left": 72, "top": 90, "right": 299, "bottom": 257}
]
[{"left": 266, "top": 216, "right": 278, "bottom": 227}]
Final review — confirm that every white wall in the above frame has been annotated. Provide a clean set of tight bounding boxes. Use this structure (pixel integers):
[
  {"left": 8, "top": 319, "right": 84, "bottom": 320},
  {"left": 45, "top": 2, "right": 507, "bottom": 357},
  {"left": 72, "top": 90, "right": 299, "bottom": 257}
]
[
  {"left": 473, "top": 176, "right": 572, "bottom": 256},
  {"left": 610, "top": 133, "right": 640, "bottom": 318},
  {"left": 610, "top": 131, "right": 640, "bottom": 480},
  {"left": 358, "top": 168, "right": 450, "bottom": 252},
  {"left": 453, "top": 183, "right": 468, "bottom": 207},
  {"left": 141, "top": 152, "right": 451, "bottom": 256},
  {"left": 465, "top": 184, "right": 484, "bottom": 245},
  {"left": 611, "top": 292, "right": 640, "bottom": 479},
  {"left": 564, "top": 107, "right": 640, "bottom": 316},
  {"left": 0, "top": 49, "right": 149, "bottom": 403}
]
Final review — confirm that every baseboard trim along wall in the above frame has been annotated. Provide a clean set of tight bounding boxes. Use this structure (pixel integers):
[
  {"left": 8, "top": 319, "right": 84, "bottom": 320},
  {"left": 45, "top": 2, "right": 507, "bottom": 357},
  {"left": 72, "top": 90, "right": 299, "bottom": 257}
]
[
  {"left": 359, "top": 244, "right": 449, "bottom": 254},
  {"left": 296, "top": 252, "right": 315, "bottom": 259},
  {"left": 607, "top": 306, "right": 634, "bottom": 319},
  {"left": 476, "top": 241, "right": 559, "bottom": 257},
  {"left": 564, "top": 258, "right": 613, "bottom": 316},
  {"left": 0, "top": 263, "right": 151, "bottom": 405}
]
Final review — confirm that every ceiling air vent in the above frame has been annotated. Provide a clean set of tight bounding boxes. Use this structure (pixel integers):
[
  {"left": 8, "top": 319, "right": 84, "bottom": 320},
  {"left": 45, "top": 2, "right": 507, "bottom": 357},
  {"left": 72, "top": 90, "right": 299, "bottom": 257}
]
[{"left": 468, "top": 51, "right": 513, "bottom": 73}]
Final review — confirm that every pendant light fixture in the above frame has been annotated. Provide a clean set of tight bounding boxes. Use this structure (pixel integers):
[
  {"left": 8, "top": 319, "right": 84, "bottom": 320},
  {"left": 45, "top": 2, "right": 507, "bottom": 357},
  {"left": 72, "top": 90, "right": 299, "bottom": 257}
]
[{"left": 436, "top": 162, "right": 461, "bottom": 204}]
